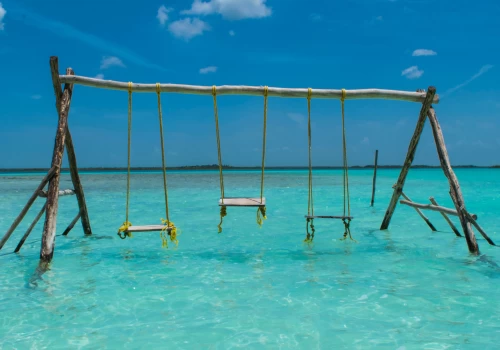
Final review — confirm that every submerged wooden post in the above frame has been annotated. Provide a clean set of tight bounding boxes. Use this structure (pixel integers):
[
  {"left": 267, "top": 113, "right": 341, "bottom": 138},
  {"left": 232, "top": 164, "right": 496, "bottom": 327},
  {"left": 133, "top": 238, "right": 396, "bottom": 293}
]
[
  {"left": 62, "top": 212, "right": 82, "bottom": 236},
  {"left": 426, "top": 106, "right": 479, "bottom": 254},
  {"left": 429, "top": 197, "right": 462, "bottom": 237},
  {"left": 370, "top": 149, "right": 378, "bottom": 206},
  {"left": 14, "top": 203, "right": 47, "bottom": 253},
  {"left": 380, "top": 87, "right": 436, "bottom": 230},
  {"left": 50, "top": 58, "right": 92, "bottom": 236},
  {"left": 0, "top": 167, "right": 56, "bottom": 250},
  {"left": 401, "top": 192, "right": 437, "bottom": 231},
  {"left": 40, "top": 58, "right": 74, "bottom": 263}
]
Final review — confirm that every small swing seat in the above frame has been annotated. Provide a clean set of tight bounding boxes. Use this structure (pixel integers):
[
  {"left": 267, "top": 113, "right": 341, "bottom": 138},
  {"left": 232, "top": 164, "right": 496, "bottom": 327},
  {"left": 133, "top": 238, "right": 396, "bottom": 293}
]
[
  {"left": 125, "top": 225, "right": 173, "bottom": 233},
  {"left": 305, "top": 215, "right": 354, "bottom": 220},
  {"left": 219, "top": 197, "right": 266, "bottom": 207}
]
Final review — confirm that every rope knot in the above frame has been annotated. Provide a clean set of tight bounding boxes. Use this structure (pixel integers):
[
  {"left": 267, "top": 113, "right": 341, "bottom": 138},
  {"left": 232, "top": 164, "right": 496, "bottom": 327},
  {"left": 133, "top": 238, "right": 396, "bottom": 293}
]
[
  {"left": 264, "top": 86, "right": 268, "bottom": 97},
  {"left": 307, "top": 88, "right": 312, "bottom": 100},
  {"left": 156, "top": 82, "right": 161, "bottom": 94},
  {"left": 212, "top": 85, "right": 217, "bottom": 96},
  {"left": 341, "top": 88, "right": 346, "bottom": 101},
  {"left": 128, "top": 82, "right": 133, "bottom": 93},
  {"left": 218, "top": 205, "right": 227, "bottom": 233}
]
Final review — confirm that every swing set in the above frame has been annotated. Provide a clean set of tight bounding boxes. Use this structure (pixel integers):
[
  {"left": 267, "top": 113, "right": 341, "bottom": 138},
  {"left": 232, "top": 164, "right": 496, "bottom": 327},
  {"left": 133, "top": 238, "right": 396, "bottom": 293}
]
[{"left": 3, "top": 56, "right": 490, "bottom": 265}]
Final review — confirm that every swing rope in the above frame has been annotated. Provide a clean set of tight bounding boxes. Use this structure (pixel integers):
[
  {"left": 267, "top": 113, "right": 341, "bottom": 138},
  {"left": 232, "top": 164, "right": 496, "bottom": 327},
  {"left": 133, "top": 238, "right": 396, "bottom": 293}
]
[
  {"left": 305, "top": 88, "right": 315, "bottom": 243},
  {"left": 212, "top": 86, "right": 226, "bottom": 233},
  {"left": 256, "top": 86, "right": 268, "bottom": 227},
  {"left": 340, "top": 88, "right": 355, "bottom": 242},
  {"left": 156, "top": 83, "right": 178, "bottom": 248},
  {"left": 117, "top": 82, "right": 134, "bottom": 239}
]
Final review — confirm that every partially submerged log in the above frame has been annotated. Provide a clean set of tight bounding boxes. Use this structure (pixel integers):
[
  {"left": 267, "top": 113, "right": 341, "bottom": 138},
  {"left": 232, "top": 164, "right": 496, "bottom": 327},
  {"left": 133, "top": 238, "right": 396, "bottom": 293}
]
[
  {"left": 401, "top": 192, "right": 437, "bottom": 231},
  {"left": 380, "top": 87, "right": 436, "bottom": 230},
  {"left": 0, "top": 166, "right": 56, "bottom": 250},
  {"left": 38, "top": 189, "right": 75, "bottom": 197},
  {"left": 14, "top": 203, "right": 47, "bottom": 253},
  {"left": 62, "top": 212, "right": 82, "bottom": 236},
  {"left": 426, "top": 107, "right": 479, "bottom": 254},
  {"left": 463, "top": 210, "right": 496, "bottom": 246},
  {"left": 370, "top": 149, "right": 378, "bottom": 207},
  {"left": 400, "top": 200, "right": 477, "bottom": 219},
  {"left": 429, "top": 197, "right": 462, "bottom": 237},
  {"left": 58, "top": 75, "right": 440, "bottom": 104},
  {"left": 40, "top": 60, "right": 74, "bottom": 263}
]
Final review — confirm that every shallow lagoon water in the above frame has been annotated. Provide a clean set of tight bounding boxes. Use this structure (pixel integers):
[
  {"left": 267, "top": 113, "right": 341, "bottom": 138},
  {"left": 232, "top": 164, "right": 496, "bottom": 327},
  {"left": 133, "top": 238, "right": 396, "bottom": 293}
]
[{"left": 1, "top": 169, "right": 500, "bottom": 349}]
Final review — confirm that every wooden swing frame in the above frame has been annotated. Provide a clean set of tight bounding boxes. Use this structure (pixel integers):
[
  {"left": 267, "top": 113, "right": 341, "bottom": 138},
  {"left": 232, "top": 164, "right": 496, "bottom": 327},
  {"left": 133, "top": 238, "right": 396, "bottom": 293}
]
[{"left": 0, "top": 56, "right": 485, "bottom": 265}]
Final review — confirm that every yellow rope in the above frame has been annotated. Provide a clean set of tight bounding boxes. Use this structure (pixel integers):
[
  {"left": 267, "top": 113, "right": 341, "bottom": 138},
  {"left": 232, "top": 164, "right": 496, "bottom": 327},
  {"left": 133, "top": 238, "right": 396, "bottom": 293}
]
[
  {"left": 156, "top": 83, "right": 178, "bottom": 248},
  {"left": 340, "top": 88, "right": 355, "bottom": 242},
  {"left": 212, "top": 86, "right": 227, "bottom": 232},
  {"left": 117, "top": 82, "right": 133, "bottom": 239},
  {"left": 305, "top": 88, "right": 315, "bottom": 243},
  {"left": 257, "top": 86, "right": 268, "bottom": 227}
]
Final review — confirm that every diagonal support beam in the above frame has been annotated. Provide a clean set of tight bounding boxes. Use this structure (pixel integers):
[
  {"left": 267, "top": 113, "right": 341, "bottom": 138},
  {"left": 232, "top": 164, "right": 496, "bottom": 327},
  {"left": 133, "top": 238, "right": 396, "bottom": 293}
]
[
  {"left": 426, "top": 106, "right": 479, "bottom": 254},
  {"left": 50, "top": 56, "right": 92, "bottom": 236},
  {"left": 380, "top": 87, "right": 436, "bottom": 230}
]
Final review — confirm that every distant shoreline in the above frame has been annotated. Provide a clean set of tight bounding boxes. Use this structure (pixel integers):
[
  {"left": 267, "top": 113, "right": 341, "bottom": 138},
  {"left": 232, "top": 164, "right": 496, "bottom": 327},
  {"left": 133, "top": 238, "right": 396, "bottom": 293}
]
[{"left": 1, "top": 164, "right": 499, "bottom": 173}]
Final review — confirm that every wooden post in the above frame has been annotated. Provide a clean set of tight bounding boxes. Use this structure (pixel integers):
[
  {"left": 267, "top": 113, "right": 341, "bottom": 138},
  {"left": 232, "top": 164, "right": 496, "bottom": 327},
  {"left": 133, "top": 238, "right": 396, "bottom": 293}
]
[
  {"left": 0, "top": 167, "right": 56, "bottom": 250},
  {"left": 40, "top": 58, "right": 74, "bottom": 263},
  {"left": 462, "top": 210, "right": 495, "bottom": 246},
  {"left": 14, "top": 202, "right": 47, "bottom": 253},
  {"left": 50, "top": 58, "right": 92, "bottom": 236},
  {"left": 380, "top": 87, "right": 436, "bottom": 230},
  {"left": 429, "top": 197, "right": 462, "bottom": 237},
  {"left": 62, "top": 212, "right": 82, "bottom": 236},
  {"left": 426, "top": 106, "right": 479, "bottom": 254},
  {"left": 401, "top": 192, "right": 437, "bottom": 231},
  {"left": 370, "top": 149, "right": 378, "bottom": 206}
]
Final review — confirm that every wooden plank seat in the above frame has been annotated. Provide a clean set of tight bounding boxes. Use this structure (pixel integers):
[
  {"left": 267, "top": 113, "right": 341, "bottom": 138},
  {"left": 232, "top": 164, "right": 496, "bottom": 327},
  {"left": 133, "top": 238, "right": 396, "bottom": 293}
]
[
  {"left": 125, "top": 225, "right": 173, "bottom": 233},
  {"left": 219, "top": 197, "right": 266, "bottom": 207},
  {"left": 305, "top": 215, "right": 354, "bottom": 220}
]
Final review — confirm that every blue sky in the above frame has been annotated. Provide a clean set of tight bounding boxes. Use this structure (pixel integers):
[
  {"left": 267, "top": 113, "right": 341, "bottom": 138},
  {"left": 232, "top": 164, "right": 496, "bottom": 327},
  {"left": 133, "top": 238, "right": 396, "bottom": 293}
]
[{"left": 0, "top": 0, "right": 499, "bottom": 168}]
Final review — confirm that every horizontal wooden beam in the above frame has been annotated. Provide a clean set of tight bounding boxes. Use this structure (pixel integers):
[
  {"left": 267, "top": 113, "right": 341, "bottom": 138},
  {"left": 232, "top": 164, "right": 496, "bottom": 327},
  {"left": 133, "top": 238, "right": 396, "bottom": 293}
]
[
  {"left": 400, "top": 200, "right": 477, "bottom": 220},
  {"left": 58, "top": 75, "right": 440, "bottom": 104},
  {"left": 38, "top": 189, "right": 75, "bottom": 197}
]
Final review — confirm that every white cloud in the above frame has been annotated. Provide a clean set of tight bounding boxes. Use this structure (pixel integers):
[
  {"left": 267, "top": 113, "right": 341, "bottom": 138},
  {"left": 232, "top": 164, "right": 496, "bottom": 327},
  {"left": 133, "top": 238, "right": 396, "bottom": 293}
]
[
  {"left": 401, "top": 65, "right": 423, "bottom": 79},
  {"left": 287, "top": 113, "right": 305, "bottom": 125},
  {"left": 361, "top": 137, "right": 370, "bottom": 145},
  {"left": 168, "top": 18, "right": 210, "bottom": 40},
  {"left": 31, "top": 94, "right": 41, "bottom": 100},
  {"left": 442, "top": 64, "right": 494, "bottom": 97},
  {"left": 412, "top": 49, "right": 437, "bottom": 56},
  {"left": 199, "top": 66, "right": 217, "bottom": 74},
  {"left": 181, "top": 0, "right": 272, "bottom": 20},
  {"left": 229, "top": 30, "right": 235, "bottom": 36},
  {"left": 100, "top": 56, "right": 125, "bottom": 69},
  {"left": 376, "top": 15, "right": 383, "bottom": 21},
  {"left": 157, "top": 5, "right": 173, "bottom": 26},
  {"left": 95, "top": 73, "right": 104, "bottom": 79},
  {"left": 0, "top": 3, "right": 5, "bottom": 30}
]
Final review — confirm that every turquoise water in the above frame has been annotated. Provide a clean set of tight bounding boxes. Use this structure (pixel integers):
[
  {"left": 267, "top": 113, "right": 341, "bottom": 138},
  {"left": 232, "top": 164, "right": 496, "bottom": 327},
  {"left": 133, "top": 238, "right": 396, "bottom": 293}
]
[{"left": 1, "top": 169, "right": 500, "bottom": 349}]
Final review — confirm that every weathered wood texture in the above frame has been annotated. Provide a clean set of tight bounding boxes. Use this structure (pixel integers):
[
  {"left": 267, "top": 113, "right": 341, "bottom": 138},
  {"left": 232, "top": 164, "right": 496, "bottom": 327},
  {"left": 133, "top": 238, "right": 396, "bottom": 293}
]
[
  {"left": 370, "top": 149, "right": 378, "bottom": 207},
  {"left": 219, "top": 197, "right": 266, "bottom": 207},
  {"left": 426, "top": 106, "right": 479, "bottom": 254},
  {"left": 463, "top": 209, "right": 496, "bottom": 246},
  {"left": 38, "top": 189, "right": 75, "bottom": 197},
  {"left": 401, "top": 192, "right": 437, "bottom": 231},
  {"left": 40, "top": 58, "right": 74, "bottom": 263},
  {"left": 62, "top": 212, "right": 82, "bottom": 236},
  {"left": 0, "top": 167, "right": 56, "bottom": 250},
  {"left": 58, "top": 75, "right": 440, "bottom": 104},
  {"left": 14, "top": 202, "right": 47, "bottom": 253},
  {"left": 126, "top": 225, "right": 173, "bottom": 233},
  {"left": 51, "top": 59, "right": 92, "bottom": 236},
  {"left": 399, "top": 200, "right": 477, "bottom": 219},
  {"left": 429, "top": 197, "right": 462, "bottom": 237},
  {"left": 380, "top": 87, "right": 436, "bottom": 230}
]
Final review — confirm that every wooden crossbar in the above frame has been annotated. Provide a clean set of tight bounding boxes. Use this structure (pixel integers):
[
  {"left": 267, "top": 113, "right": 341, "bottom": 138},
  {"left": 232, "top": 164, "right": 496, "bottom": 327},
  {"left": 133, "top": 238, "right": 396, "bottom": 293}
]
[
  {"left": 57, "top": 75, "right": 440, "bottom": 104},
  {"left": 219, "top": 198, "right": 266, "bottom": 207}
]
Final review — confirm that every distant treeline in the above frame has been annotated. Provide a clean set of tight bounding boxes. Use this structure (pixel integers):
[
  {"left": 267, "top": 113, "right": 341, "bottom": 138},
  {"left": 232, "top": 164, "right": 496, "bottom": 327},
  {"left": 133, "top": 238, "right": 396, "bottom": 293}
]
[{"left": 1, "top": 164, "right": 500, "bottom": 173}]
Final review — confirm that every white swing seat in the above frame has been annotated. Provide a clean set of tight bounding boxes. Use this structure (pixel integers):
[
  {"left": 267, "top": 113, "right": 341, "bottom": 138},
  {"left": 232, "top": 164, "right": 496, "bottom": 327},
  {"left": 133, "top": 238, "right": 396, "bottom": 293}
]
[
  {"left": 125, "top": 225, "right": 173, "bottom": 233},
  {"left": 305, "top": 215, "right": 353, "bottom": 220},
  {"left": 219, "top": 197, "right": 266, "bottom": 207}
]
